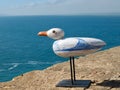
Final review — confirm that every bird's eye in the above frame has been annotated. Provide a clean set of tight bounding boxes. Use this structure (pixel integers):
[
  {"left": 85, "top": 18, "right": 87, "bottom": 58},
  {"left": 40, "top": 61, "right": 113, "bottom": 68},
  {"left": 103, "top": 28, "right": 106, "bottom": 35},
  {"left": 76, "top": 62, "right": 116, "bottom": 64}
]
[{"left": 52, "top": 30, "right": 56, "bottom": 33}]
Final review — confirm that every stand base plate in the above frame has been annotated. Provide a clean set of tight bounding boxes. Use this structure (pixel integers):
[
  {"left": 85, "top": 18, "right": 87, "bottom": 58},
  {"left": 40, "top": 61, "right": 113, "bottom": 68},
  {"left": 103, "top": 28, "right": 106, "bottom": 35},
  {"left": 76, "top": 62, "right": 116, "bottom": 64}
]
[{"left": 56, "top": 80, "right": 91, "bottom": 88}]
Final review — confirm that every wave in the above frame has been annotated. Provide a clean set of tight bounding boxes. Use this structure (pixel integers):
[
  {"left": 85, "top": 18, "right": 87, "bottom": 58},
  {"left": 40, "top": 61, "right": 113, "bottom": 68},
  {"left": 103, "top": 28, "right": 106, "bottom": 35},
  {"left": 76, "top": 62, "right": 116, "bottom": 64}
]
[
  {"left": 27, "top": 60, "right": 62, "bottom": 65},
  {"left": 0, "top": 69, "right": 5, "bottom": 72},
  {"left": 8, "top": 63, "right": 20, "bottom": 70},
  {"left": 0, "top": 61, "right": 62, "bottom": 71}
]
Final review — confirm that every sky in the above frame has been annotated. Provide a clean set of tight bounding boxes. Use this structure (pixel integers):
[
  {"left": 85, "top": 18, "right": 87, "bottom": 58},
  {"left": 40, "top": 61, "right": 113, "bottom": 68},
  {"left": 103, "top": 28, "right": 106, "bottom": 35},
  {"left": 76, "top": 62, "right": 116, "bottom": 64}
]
[{"left": 0, "top": 0, "right": 120, "bottom": 16}]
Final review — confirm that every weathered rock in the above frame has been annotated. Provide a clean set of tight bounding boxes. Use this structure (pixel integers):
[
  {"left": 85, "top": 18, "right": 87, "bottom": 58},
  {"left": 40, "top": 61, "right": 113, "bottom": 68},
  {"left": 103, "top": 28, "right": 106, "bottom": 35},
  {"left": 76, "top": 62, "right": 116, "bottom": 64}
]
[{"left": 0, "top": 46, "right": 120, "bottom": 90}]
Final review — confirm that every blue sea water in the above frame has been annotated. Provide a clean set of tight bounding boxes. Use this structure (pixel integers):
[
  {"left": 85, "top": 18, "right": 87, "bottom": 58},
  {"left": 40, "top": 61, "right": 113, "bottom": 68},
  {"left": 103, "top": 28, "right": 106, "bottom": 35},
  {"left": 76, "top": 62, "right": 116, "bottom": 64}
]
[{"left": 0, "top": 16, "right": 120, "bottom": 82}]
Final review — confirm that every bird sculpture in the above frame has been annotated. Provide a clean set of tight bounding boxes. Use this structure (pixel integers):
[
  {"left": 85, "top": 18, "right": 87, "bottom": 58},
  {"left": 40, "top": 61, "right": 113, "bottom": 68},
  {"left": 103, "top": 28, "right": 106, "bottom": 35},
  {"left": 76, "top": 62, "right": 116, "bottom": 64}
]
[{"left": 38, "top": 28, "right": 106, "bottom": 87}]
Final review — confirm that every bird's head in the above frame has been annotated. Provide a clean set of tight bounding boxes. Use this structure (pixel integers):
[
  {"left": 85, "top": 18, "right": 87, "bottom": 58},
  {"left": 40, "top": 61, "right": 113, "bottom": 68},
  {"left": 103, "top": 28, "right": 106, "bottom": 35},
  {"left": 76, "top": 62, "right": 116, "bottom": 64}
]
[{"left": 38, "top": 28, "right": 64, "bottom": 40}]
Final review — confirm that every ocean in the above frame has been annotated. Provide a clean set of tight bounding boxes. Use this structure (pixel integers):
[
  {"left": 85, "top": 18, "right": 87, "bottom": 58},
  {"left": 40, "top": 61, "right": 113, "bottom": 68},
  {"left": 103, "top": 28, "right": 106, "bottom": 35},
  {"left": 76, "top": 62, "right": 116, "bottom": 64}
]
[{"left": 0, "top": 16, "right": 120, "bottom": 82}]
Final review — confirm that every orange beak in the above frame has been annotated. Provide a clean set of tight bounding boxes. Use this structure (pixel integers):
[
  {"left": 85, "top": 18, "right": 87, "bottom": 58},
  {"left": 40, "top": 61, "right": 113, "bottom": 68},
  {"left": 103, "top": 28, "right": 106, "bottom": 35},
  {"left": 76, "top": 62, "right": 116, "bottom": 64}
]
[{"left": 38, "top": 31, "right": 47, "bottom": 36}]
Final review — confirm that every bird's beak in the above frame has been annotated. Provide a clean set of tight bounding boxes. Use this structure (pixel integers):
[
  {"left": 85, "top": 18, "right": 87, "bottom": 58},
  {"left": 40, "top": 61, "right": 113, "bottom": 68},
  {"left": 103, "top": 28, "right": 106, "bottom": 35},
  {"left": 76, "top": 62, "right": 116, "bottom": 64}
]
[{"left": 38, "top": 31, "right": 47, "bottom": 36}]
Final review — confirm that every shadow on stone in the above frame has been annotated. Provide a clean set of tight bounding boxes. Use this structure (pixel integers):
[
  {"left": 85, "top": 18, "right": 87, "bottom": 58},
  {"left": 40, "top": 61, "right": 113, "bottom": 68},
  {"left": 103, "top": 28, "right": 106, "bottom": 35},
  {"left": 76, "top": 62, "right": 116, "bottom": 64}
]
[{"left": 97, "top": 80, "right": 120, "bottom": 88}]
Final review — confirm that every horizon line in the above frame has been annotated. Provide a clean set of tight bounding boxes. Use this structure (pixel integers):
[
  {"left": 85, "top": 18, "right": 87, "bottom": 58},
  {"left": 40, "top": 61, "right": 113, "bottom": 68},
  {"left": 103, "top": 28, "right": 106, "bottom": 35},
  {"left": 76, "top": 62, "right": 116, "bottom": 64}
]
[{"left": 0, "top": 14, "right": 120, "bottom": 17}]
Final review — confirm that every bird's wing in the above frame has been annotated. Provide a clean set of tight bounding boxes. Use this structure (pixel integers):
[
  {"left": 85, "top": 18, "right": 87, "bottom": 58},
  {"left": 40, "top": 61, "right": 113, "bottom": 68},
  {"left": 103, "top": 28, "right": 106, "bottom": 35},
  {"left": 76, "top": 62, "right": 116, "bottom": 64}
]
[{"left": 53, "top": 38, "right": 88, "bottom": 51}]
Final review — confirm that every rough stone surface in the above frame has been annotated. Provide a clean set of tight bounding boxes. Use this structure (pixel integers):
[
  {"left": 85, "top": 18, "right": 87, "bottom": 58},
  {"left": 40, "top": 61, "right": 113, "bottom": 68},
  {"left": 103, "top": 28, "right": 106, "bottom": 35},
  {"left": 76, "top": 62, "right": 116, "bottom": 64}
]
[{"left": 0, "top": 46, "right": 120, "bottom": 90}]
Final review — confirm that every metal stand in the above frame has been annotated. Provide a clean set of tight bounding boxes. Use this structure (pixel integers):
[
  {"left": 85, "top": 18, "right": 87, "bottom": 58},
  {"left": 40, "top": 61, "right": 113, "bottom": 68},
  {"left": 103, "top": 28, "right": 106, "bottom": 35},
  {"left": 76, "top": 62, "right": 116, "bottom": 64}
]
[
  {"left": 56, "top": 57, "right": 91, "bottom": 88},
  {"left": 70, "top": 56, "right": 76, "bottom": 84}
]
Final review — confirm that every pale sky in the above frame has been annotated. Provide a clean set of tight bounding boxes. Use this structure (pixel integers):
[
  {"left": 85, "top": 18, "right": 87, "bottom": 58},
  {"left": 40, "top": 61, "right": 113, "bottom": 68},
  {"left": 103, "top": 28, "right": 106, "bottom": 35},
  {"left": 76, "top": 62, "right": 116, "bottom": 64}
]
[{"left": 0, "top": 0, "right": 120, "bottom": 16}]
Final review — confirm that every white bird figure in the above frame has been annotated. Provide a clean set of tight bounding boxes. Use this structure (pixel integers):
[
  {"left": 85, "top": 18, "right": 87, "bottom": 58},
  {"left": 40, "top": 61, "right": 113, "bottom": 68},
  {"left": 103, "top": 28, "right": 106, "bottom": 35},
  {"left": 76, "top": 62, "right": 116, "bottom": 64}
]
[{"left": 38, "top": 28, "right": 106, "bottom": 86}]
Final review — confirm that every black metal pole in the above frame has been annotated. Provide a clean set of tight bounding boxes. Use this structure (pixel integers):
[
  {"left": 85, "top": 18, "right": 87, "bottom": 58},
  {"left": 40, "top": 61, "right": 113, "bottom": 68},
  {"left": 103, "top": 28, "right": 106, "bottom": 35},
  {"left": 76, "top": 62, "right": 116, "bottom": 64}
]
[
  {"left": 72, "top": 57, "right": 76, "bottom": 81},
  {"left": 70, "top": 57, "right": 74, "bottom": 84}
]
